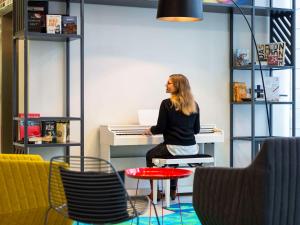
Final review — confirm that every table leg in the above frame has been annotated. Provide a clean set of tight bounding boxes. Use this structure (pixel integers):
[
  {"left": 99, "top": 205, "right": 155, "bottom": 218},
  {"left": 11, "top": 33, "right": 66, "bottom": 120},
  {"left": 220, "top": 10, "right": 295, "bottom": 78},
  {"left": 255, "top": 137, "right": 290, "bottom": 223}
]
[
  {"left": 161, "top": 180, "right": 164, "bottom": 225},
  {"left": 153, "top": 180, "right": 158, "bottom": 205},
  {"left": 163, "top": 179, "right": 170, "bottom": 208}
]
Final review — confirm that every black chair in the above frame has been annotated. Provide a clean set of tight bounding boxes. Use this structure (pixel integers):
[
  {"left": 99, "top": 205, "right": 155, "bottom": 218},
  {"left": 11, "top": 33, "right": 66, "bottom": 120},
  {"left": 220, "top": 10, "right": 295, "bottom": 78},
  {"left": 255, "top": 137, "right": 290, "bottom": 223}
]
[
  {"left": 193, "top": 137, "right": 300, "bottom": 225},
  {"left": 44, "top": 156, "right": 152, "bottom": 225}
]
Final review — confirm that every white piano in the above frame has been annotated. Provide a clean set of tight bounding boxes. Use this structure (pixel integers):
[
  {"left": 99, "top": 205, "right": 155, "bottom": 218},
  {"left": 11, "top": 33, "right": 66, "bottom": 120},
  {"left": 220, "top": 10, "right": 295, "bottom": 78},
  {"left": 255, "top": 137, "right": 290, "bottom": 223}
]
[
  {"left": 99, "top": 124, "right": 224, "bottom": 192},
  {"left": 100, "top": 124, "right": 224, "bottom": 162}
]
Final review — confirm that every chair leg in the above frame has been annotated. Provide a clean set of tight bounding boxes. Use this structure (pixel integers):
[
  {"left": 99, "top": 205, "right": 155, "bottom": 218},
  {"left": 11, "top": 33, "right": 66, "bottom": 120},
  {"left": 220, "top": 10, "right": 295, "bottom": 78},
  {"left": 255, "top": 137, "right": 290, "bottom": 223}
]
[
  {"left": 136, "top": 216, "right": 139, "bottom": 225},
  {"left": 43, "top": 207, "right": 51, "bottom": 225},
  {"left": 151, "top": 201, "right": 161, "bottom": 225}
]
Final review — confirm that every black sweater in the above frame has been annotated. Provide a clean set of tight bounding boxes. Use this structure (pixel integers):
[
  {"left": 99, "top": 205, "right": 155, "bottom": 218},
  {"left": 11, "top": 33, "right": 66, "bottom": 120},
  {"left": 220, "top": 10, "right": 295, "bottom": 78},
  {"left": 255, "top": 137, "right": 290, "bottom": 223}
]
[{"left": 150, "top": 99, "right": 200, "bottom": 146}]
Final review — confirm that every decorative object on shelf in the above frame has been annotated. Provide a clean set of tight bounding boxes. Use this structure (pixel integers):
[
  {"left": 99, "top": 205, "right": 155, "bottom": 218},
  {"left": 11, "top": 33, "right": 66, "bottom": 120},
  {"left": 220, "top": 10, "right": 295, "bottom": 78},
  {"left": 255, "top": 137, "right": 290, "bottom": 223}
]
[
  {"left": 56, "top": 121, "right": 70, "bottom": 143},
  {"left": 29, "top": 136, "right": 42, "bottom": 144},
  {"left": 233, "top": 82, "right": 247, "bottom": 102},
  {"left": 241, "top": 88, "right": 252, "bottom": 101},
  {"left": 264, "top": 77, "right": 280, "bottom": 102},
  {"left": 28, "top": 1, "right": 48, "bottom": 33},
  {"left": 18, "top": 113, "right": 41, "bottom": 141},
  {"left": 46, "top": 15, "right": 62, "bottom": 34},
  {"left": 62, "top": 16, "right": 77, "bottom": 34},
  {"left": 234, "top": 49, "right": 250, "bottom": 66},
  {"left": 41, "top": 121, "right": 56, "bottom": 143},
  {"left": 255, "top": 85, "right": 264, "bottom": 100},
  {"left": 257, "top": 42, "right": 286, "bottom": 66}
]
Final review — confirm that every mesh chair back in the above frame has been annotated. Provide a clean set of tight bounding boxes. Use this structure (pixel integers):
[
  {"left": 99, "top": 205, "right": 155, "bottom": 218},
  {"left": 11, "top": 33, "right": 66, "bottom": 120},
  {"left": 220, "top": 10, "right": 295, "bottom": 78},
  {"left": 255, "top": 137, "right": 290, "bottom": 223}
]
[{"left": 49, "top": 156, "right": 137, "bottom": 224}]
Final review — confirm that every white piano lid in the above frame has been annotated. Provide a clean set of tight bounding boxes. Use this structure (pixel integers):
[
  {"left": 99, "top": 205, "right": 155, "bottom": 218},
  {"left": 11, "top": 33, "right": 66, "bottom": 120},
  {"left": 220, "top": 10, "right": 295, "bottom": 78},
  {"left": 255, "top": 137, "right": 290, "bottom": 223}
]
[{"left": 138, "top": 109, "right": 159, "bottom": 125}]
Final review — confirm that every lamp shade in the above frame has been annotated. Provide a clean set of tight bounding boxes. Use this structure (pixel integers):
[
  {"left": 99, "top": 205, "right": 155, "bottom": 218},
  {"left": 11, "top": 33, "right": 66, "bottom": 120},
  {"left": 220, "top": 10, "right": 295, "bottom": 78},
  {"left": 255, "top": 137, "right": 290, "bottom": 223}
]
[{"left": 157, "top": 0, "right": 203, "bottom": 22}]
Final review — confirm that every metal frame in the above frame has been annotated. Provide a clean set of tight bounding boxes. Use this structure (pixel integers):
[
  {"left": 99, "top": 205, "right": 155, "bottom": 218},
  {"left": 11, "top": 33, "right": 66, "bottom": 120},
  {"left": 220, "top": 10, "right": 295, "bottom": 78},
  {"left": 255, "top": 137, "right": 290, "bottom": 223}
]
[
  {"left": 12, "top": 0, "right": 85, "bottom": 157},
  {"left": 230, "top": 0, "right": 296, "bottom": 166}
]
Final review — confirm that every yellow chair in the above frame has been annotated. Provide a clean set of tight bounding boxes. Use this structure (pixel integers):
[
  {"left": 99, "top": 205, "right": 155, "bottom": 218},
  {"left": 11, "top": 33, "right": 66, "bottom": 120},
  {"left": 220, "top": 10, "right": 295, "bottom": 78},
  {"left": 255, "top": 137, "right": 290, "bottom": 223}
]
[
  {"left": 0, "top": 153, "right": 43, "bottom": 161},
  {"left": 0, "top": 154, "right": 72, "bottom": 225}
]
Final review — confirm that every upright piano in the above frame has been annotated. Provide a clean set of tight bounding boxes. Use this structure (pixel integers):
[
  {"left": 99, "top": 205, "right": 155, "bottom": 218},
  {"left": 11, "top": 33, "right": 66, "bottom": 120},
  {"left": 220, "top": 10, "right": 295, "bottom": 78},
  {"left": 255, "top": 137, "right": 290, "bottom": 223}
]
[
  {"left": 99, "top": 124, "right": 224, "bottom": 161},
  {"left": 99, "top": 124, "right": 224, "bottom": 192}
]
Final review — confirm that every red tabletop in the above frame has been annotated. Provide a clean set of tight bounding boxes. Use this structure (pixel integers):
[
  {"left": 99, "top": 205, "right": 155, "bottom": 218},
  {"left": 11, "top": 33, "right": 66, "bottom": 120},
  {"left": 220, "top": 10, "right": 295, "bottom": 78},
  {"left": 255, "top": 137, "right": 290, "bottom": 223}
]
[{"left": 125, "top": 167, "right": 193, "bottom": 180}]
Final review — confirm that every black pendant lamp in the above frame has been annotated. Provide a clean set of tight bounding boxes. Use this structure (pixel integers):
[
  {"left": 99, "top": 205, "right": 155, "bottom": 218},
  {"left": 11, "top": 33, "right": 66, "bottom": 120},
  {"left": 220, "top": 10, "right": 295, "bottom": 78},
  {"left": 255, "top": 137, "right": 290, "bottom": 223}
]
[{"left": 157, "top": 0, "right": 203, "bottom": 22}]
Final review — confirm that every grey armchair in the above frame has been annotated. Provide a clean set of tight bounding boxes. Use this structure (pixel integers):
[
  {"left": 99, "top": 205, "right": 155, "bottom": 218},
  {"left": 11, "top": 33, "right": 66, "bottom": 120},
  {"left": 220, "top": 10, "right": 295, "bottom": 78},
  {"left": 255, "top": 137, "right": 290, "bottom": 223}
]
[{"left": 193, "top": 137, "right": 300, "bottom": 225}]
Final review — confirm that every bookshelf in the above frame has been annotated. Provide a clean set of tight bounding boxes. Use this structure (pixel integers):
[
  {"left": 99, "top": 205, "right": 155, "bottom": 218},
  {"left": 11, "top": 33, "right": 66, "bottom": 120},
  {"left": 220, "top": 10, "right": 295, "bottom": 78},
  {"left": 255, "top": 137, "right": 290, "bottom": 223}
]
[
  {"left": 12, "top": 0, "right": 84, "bottom": 157},
  {"left": 229, "top": 0, "right": 296, "bottom": 166}
]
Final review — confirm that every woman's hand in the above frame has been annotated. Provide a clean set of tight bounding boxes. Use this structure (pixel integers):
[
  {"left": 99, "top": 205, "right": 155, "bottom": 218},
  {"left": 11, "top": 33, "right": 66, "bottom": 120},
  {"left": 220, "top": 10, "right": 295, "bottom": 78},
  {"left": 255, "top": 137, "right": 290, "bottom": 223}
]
[{"left": 143, "top": 128, "right": 152, "bottom": 135}]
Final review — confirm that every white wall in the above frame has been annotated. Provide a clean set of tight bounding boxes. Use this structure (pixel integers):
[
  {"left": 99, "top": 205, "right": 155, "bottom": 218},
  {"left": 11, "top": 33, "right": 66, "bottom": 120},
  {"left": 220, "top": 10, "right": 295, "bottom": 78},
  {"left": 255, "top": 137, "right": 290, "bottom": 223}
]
[{"left": 28, "top": 5, "right": 230, "bottom": 166}]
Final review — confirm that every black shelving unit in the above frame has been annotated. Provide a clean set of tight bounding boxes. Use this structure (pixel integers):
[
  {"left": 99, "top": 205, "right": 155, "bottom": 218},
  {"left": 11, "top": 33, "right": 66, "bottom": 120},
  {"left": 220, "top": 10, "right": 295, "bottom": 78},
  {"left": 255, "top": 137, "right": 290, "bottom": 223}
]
[
  {"left": 12, "top": 0, "right": 85, "bottom": 157},
  {"left": 229, "top": 0, "right": 296, "bottom": 166}
]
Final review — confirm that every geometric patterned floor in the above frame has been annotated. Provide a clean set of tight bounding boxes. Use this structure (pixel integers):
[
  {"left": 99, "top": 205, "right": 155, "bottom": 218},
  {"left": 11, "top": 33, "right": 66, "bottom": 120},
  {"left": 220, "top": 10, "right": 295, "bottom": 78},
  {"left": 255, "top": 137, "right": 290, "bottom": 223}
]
[{"left": 77, "top": 203, "right": 201, "bottom": 225}]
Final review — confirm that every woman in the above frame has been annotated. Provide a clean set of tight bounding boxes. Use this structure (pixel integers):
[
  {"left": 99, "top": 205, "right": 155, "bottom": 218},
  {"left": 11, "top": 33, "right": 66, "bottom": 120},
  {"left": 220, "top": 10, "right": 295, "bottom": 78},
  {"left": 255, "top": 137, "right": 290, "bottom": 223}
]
[{"left": 145, "top": 74, "right": 200, "bottom": 200}]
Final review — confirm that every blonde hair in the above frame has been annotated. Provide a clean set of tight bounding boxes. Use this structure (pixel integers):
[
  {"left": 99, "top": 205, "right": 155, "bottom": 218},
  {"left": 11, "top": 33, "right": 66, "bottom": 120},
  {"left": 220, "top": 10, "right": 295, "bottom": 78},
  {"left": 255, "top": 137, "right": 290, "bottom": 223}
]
[{"left": 169, "top": 74, "right": 197, "bottom": 116}]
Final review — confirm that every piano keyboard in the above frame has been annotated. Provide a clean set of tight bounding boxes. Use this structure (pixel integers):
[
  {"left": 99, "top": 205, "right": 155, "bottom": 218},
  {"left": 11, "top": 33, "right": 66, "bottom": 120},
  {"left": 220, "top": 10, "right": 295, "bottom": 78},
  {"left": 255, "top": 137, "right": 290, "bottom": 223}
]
[{"left": 111, "top": 128, "right": 214, "bottom": 135}]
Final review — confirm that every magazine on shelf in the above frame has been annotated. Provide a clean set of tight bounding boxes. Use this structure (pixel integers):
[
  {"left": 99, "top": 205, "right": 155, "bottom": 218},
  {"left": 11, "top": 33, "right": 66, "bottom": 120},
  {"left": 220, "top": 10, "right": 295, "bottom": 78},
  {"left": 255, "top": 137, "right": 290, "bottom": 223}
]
[
  {"left": 257, "top": 42, "right": 286, "bottom": 66},
  {"left": 46, "top": 15, "right": 62, "bottom": 34},
  {"left": 56, "top": 121, "right": 70, "bottom": 143},
  {"left": 41, "top": 121, "right": 56, "bottom": 143},
  {"left": 28, "top": 1, "right": 48, "bottom": 33},
  {"left": 18, "top": 113, "right": 41, "bottom": 141},
  {"left": 62, "top": 16, "right": 77, "bottom": 34}
]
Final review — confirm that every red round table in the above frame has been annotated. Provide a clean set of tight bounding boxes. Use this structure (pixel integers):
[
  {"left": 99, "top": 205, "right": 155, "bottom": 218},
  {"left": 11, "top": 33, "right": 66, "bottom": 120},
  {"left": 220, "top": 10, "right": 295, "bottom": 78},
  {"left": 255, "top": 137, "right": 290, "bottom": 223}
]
[
  {"left": 125, "top": 167, "right": 193, "bottom": 225},
  {"left": 125, "top": 167, "right": 192, "bottom": 180}
]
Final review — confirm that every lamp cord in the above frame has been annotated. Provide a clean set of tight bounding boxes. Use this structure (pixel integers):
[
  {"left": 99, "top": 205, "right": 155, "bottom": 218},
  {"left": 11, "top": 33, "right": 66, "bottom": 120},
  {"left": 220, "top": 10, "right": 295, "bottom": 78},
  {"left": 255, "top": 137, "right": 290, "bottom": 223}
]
[{"left": 230, "top": 0, "right": 271, "bottom": 137}]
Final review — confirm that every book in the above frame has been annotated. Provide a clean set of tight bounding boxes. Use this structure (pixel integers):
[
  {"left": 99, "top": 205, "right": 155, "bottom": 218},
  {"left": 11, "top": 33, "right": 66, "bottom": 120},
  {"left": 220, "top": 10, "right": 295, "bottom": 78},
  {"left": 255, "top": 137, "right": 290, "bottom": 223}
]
[
  {"left": 46, "top": 15, "right": 62, "bottom": 34},
  {"left": 62, "top": 16, "right": 77, "bottom": 34},
  {"left": 18, "top": 113, "right": 41, "bottom": 141},
  {"left": 257, "top": 42, "right": 286, "bottom": 66},
  {"left": 28, "top": 1, "right": 48, "bottom": 33},
  {"left": 41, "top": 121, "right": 56, "bottom": 143},
  {"left": 233, "top": 82, "right": 247, "bottom": 102},
  {"left": 56, "top": 121, "right": 70, "bottom": 143}
]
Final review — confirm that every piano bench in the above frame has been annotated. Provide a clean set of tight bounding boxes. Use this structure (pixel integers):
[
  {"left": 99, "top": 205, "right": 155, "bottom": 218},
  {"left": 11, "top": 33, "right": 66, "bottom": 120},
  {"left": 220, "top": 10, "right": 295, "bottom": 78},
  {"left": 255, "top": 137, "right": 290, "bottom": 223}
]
[
  {"left": 151, "top": 154, "right": 214, "bottom": 207},
  {"left": 152, "top": 154, "right": 214, "bottom": 168}
]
